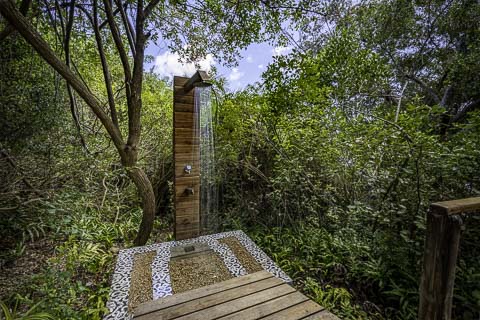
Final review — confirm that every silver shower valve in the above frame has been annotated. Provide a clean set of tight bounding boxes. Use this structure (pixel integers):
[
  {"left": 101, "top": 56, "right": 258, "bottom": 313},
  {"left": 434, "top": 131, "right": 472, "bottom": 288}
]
[{"left": 184, "top": 164, "right": 192, "bottom": 174}]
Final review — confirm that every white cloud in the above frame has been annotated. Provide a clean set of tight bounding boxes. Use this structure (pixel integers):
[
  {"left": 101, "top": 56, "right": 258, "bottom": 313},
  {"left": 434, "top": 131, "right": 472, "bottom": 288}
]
[
  {"left": 246, "top": 55, "right": 253, "bottom": 63},
  {"left": 228, "top": 68, "right": 245, "bottom": 81},
  {"left": 258, "top": 64, "right": 264, "bottom": 69},
  {"left": 154, "top": 51, "right": 215, "bottom": 79},
  {"left": 272, "top": 46, "right": 293, "bottom": 56}
]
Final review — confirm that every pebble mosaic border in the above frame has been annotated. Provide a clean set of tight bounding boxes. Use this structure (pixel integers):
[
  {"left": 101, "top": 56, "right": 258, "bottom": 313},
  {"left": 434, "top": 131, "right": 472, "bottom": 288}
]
[{"left": 104, "top": 230, "right": 292, "bottom": 320}]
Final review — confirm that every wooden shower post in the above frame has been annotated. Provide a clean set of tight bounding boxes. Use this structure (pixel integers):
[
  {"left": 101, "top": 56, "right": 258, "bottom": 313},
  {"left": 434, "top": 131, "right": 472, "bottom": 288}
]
[
  {"left": 419, "top": 197, "right": 480, "bottom": 320},
  {"left": 173, "top": 71, "right": 211, "bottom": 240},
  {"left": 173, "top": 76, "right": 200, "bottom": 240}
]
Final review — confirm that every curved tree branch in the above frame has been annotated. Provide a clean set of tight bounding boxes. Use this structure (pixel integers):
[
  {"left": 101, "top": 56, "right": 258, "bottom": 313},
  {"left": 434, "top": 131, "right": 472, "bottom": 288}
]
[
  {"left": 127, "top": 0, "right": 145, "bottom": 150},
  {"left": 405, "top": 74, "right": 441, "bottom": 105},
  {"left": 451, "top": 98, "right": 480, "bottom": 123},
  {"left": 144, "top": 0, "right": 160, "bottom": 18},
  {"left": 63, "top": 0, "right": 88, "bottom": 150},
  {"left": 102, "top": 0, "right": 131, "bottom": 80},
  {"left": 114, "top": 0, "right": 136, "bottom": 55},
  {"left": 87, "top": 0, "right": 121, "bottom": 130},
  {"left": 0, "top": 0, "right": 30, "bottom": 41},
  {"left": 0, "top": 0, "right": 126, "bottom": 158}
]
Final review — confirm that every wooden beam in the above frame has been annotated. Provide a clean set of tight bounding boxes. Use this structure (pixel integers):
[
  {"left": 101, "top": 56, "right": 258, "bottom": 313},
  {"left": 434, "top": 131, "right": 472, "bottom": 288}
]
[
  {"left": 418, "top": 198, "right": 472, "bottom": 320},
  {"left": 430, "top": 197, "right": 480, "bottom": 216},
  {"left": 173, "top": 75, "right": 200, "bottom": 240},
  {"left": 133, "top": 271, "right": 274, "bottom": 317},
  {"left": 183, "top": 70, "right": 211, "bottom": 93}
]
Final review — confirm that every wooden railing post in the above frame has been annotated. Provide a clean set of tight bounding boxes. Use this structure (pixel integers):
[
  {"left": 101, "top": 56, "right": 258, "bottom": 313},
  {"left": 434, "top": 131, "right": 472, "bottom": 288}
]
[
  {"left": 419, "top": 197, "right": 480, "bottom": 320},
  {"left": 418, "top": 210, "right": 462, "bottom": 320}
]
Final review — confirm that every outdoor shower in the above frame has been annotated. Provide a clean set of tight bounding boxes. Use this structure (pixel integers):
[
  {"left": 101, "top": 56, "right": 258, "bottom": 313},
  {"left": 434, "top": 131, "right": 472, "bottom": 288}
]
[{"left": 173, "top": 70, "right": 217, "bottom": 240}]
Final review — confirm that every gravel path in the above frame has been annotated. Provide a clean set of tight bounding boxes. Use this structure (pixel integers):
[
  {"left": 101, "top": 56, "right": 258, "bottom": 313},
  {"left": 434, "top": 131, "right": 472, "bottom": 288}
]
[
  {"left": 218, "top": 237, "right": 263, "bottom": 274},
  {"left": 169, "top": 251, "right": 232, "bottom": 293},
  {"left": 128, "top": 251, "right": 156, "bottom": 311}
]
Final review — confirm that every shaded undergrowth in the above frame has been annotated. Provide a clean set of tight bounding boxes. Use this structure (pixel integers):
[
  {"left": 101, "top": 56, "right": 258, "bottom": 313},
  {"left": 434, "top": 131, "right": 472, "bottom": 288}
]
[{"left": 0, "top": 188, "right": 170, "bottom": 319}]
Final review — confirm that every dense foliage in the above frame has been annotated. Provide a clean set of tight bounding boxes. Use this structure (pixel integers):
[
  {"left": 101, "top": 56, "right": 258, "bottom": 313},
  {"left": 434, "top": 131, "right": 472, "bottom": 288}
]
[{"left": 1, "top": 0, "right": 479, "bottom": 319}]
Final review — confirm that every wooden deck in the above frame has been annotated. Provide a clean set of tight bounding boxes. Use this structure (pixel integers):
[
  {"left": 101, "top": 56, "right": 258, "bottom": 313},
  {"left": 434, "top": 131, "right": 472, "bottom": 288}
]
[{"left": 133, "top": 271, "right": 339, "bottom": 320}]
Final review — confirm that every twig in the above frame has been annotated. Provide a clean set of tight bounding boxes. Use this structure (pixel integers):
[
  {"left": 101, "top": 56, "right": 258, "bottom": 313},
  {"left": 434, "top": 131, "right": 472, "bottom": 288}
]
[{"left": 0, "top": 149, "right": 41, "bottom": 195}]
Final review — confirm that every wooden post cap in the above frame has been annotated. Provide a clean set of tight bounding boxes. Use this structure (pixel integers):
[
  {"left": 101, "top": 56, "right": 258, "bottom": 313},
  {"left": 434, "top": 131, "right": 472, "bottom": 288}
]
[{"left": 430, "top": 197, "right": 480, "bottom": 216}]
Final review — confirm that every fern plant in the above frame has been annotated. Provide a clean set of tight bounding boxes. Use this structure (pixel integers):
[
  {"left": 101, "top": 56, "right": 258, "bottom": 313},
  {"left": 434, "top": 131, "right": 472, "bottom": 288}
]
[{"left": 0, "top": 300, "right": 54, "bottom": 320}]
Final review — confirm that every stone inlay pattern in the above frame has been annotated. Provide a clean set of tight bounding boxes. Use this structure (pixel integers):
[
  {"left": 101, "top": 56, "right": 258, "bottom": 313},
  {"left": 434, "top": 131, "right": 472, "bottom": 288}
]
[{"left": 104, "top": 230, "right": 292, "bottom": 320}]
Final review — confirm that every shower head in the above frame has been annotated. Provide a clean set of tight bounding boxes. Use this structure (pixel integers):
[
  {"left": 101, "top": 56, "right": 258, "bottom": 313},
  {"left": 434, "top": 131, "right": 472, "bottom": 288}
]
[{"left": 183, "top": 70, "right": 212, "bottom": 92}]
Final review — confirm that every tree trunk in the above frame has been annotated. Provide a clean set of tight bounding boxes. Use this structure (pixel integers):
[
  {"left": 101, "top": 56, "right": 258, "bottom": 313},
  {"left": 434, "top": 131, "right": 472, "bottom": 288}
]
[{"left": 127, "top": 166, "right": 156, "bottom": 246}]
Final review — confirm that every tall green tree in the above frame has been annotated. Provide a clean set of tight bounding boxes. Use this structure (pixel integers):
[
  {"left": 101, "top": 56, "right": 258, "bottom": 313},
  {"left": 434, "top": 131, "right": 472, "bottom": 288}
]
[{"left": 0, "top": 0, "right": 286, "bottom": 244}]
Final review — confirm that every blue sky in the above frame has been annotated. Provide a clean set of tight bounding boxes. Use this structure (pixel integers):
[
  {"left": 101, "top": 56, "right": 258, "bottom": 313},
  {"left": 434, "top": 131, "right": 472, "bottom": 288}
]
[{"left": 145, "top": 42, "right": 293, "bottom": 91}]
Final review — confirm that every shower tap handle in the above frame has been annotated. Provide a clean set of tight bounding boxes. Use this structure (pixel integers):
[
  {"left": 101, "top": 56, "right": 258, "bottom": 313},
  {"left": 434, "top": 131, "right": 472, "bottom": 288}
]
[{"left": 184, "top": 164, "right": 192, "bottom": 174}]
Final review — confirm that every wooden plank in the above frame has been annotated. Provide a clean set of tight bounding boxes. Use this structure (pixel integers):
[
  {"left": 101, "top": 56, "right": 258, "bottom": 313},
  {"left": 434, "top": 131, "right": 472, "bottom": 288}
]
[
  {"left": 175, "top": 112, "right": 197, "bottom": 122},
  {"left": 175, "top": 119, "right": 196, "bottom": 128},
  {"left": 174, "top": 284, "right": 295, "bottom": 320},
  {"left": 175, "top": 182, "right": 200, "bottom": 190},
  {"left": 175, "top": 145, "right": 199, "bottom": 154},
  {"left": 176, "top": 200, "right": 200, "bottom": 209},
  {"left": 174, "top": 104, "right": 197, "bottom": 113},
  {"left": 260, "top": 300, "right": 324, "bottom": 320},
  {"left": 175, "top": 208, "right": 199, "bottom": 218},
  {"left": 174, "top": 153, "right": 199, "bottom": 162},
  {"left": 175, "top": 176, "right": 200, "bottom": 184},
  {"left": 142, "top": 281, "right": 292, "bottom": 320},
  {"left": 184, "top": 70, "right": 210, "bottom": 92},
  {"left": 175, "top": 206, "right": 199, "bottom": 216},
  {"left": 175, "top": 216, "right": 199, "bottom": 224},
  {"left": 174, "top": 133, "right": 199, "bottom": 141},
  {"left": 133, "top": 271, "right": 274, "bottom": 317},
  {"left": 174, "top": 76, "right": 189, "bottom": 87},
  {"left": 302, "top": 310, "right": 341, "bottom": 320},
  {"left": 175, "top": 128, "right": 199, "bottom": 136},
  {"left": 176, "top": 194, "right": 200, "bottom": 203},
  {"left": 175, "top": 122, "right": 196, "bottom": 129},
  {"left": 175, "top": 222, "right": 200, "bottom": 231},
  {"left": 174, "top": 86, "right": 194, "bottom": 97},
  {"left": 174, "top": 135, "right": 198, "bottom": 142},
  {"left": 175, "top": 154, "right": 200, "bottom": 162},
  {"left": 175, "top": 220, "right": 200, "bottom": 232},
  {"left": 175, "top": 228, "right": 200, "bottom": 240},
  {"left": 418, "top": 210, "right": 463, "bottom": 320},
  {"left": 175, "top": 219, "right": 199, "bottom": 230},
  {"left": 174, "top": 183, "right": 199, "bottom": 191},
  {"left": 174, "top": 136, "right": 200, "bottom": 145},
  {"left": 174, "top": 95, "right": 194, "bottom": 104},
  {"left": 218, "top": 292, "right": 309, "bottom": 320},
  {"left": 175, "top": 119, "right": 197, "bottom": 129},
  {"left": 174, "top": 227, "right": 200, "bottom": 240},
  {"left": 173, "top": 154, "right": 200, "bottom": 161},
  {"left": 175, "top": 215, "right": 200, "bottom": 224},
  {"left": 174, "top": 108, "right": 192, "bottom": 118},
  {"left": 431, "top": 197, "right": 480, "bottom": 216}
]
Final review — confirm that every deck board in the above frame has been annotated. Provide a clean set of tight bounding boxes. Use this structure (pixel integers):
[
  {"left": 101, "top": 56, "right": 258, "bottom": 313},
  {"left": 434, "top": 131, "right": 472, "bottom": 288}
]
[
  {"left": 260, "top": 300, "right": 324, "bottom": 319},
  {"left": 133, "top": 271, "right": 273, "bottom": 317},
  {"left": 173, "top": 284, "right": 296, "bottom": 320},
  {"left": 217, "top": 291, "right": 309, "bottom": 320},
  {"left": 133, "top": 271, "right": 339, "bottom": 320}
]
